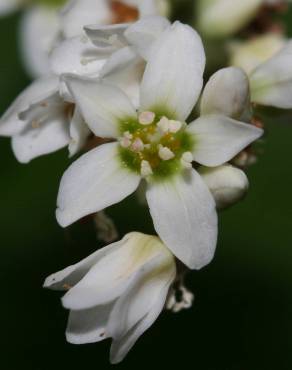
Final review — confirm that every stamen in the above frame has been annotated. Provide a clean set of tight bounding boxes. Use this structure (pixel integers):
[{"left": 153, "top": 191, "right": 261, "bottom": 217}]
[
  {"left": 131, "top": 138, "right": 144, "bottom": 152},
  {"left": 181, "top": 151, "right": 193, "bottom": 169},
  {"left": 141, "top": 160, "right": 153, "bottom": 177},
  {"left": 120, "top": 131, "right": 133, "bottom": 148},
  {"left": 158, "top": 145, "right": 175, "bottom": 161},
  {"left": 138, "top": 111, "right": 155, "bottom": 125},
  {"left": 169, "top": 120, "right": 182, "bottom": 133},
  {"left": 157, "top": 116, "right": 170, "bottom": 133}
]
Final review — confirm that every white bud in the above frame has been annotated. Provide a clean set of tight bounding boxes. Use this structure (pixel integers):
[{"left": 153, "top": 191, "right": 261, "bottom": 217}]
[
  {"left": 158, "top": 146, "right": 175, "bottom": 161},
  {"left": 199, "top": 164, "right": 249, "bottom": 209},
  {"left": 138, "top": 111, "right": 155, "bottom": 125}
]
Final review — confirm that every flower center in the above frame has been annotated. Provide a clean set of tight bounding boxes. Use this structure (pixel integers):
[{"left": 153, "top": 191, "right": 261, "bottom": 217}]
[{"left": 118, "top": 111, "right": 195, "bottom": 180}]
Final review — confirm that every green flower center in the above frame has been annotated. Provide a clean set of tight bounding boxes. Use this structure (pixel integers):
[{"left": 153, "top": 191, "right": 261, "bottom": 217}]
[{"left": 118, "top": 111, "right": 195, "bottom": 181}]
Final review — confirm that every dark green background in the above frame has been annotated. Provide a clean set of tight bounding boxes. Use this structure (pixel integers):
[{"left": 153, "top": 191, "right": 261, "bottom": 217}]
[{"left": 1, "top": 5, "right": 292, "bottom": 370}]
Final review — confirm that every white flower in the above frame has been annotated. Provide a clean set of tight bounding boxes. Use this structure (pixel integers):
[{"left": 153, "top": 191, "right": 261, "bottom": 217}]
[
  {"left": 0, "top": 0, "right": 22, "bottom": 16},
  {"left": 199, "top": 165, "right": 249, "bottom": 209},
  {"left": 250, "top": 40, "right": 292, "bottom": 108},
  {"left": 56, "top": 22, "right": 263, "bottom": 269},
  {"left": 196, "top": 0, "right": 263, "bottom": 39},
  {"left": 44, "top": 232, "right": 176, "bottom": 364}
]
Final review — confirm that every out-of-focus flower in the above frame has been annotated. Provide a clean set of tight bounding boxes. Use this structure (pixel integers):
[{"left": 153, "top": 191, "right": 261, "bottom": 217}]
[
  {"left": 55, "top": 22, "right": 262, "bottom": 269},
  {"left": 0, "top": 16, "right": 169, "bottom": 162},
  {"left": 196, "top": 0, "right": 263, "bottom": 39},
  {"left": 199, "top": 165, "right": 249, "bottom": 209},
  {"left": 229, "top": 33, "right": 286, "bottom": 74},
  {"left": 250, "top": 41, "right": 292, "bottom": 108},
  {"left": 44, "top": 232, "right": 176, "bottom": 364},
  {"left": 0, "top": 0, "right": 22, "bottom": 16}
]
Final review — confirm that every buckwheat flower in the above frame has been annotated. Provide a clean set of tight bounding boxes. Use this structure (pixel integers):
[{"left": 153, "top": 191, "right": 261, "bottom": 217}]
[
  {"left": 199, "top": 165, "right": 249, "bottom": 210},
  {"left": 44, "top": 232, "right": 176, "bottom": 364},
  {"left": 196, "top": 0, "right": 262, "bottom": 39},
  {"left": 56, "top": 23, "right": 263, "bottom": 269},
  {"left": 250, "top": 41, "right": 292, "bottom": 109}
]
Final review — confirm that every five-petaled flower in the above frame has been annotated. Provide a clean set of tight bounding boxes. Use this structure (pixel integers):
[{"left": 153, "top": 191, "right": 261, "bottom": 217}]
[{"left": 56, "top": 21, "right": 263, "bottom": 269}]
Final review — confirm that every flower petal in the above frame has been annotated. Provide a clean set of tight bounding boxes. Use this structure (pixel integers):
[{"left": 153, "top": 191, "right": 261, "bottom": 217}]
[
  {"left": 12, "top": 115, "right": 70, "bottom": 163},
  {"left": 50, "top": 35, "right": 109, "bottom": 77},
  {"left": 124, "top": 15, "right": 170, "bottom": 60},
  {"left": 43, "top": 236, "right": 128, "bottom": 290},
  {"left": 56, "top": 142, "right": 141, "bottom": 227},
  {"left": 140, "top": 21, "right": 205, "bottom": 121},
  {"left": 20, "top": 5, "right": 60, "bottom": 78},
  {"left": 61, "top": 233, "right": 163, "bottom": 310},
  {"left": 61, "top": 0, "right": 111, "bottom": 38},
  {"left": 68, "top": 108, "right": 91, "bottom": 157},
  {"left": 109, "top": 257, "right": 175, "bottom": 364},
  {"left": 187, "top": 114, "right": 263, "bottom": 167},
  {"left": 66, "top": 303, "right": 114, "bottom": 344},
  {"left": 0, "top": 76, "right": 59, "bottom": 137},
  {"left": 250, "top": 41, "right": 292, "bottom": 108},
  {"left": 85, "top": 23, "right": 129, "bottom": 48},
  {"left": 64, "top": 76, "right": 137, "bottom": 138},
  {"left": 200, "top": 67, "right": 250, "bottom": 120},
  {"left": 146, "top": 169, "right": 218, "bottom": 269}
]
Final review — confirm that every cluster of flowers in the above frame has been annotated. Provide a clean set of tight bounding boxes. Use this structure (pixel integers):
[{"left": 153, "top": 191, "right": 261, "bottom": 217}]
[{"left": 1, "top": 0, "right": 292, "bottom": 364}]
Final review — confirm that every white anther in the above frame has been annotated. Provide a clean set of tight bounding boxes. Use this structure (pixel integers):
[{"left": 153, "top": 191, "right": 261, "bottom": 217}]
[
  {"left": 181, "top": 151, "right": 193, "bottom": 169},
  {"left": 138, "top": 111, "right": 155, "bottom": 125},
  {"left": 131, "top": 138, "right": 144, "bottom": 152},
  {"left": 157, "top": 116, "right": 170, "bottom": 133},
  {"left": 124, "top": 131, "right": 133, "bottom": 140},
  {"left": 120, "top": 137, "right": 131, "bottom": 148},
  {"left": 169, "top": 120, "right": 182, "bottom": 133},
  {"left": 158, "top": 146, "right": 175, "bottom": 161},
  {"left": 141, "top": 160, "right": 153, "bottom": 177}
]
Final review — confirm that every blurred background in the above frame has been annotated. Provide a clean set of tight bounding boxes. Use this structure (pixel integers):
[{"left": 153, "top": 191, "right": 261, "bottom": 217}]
[{"left": 1, "top": 3, "right": 292, "bottom": 370}]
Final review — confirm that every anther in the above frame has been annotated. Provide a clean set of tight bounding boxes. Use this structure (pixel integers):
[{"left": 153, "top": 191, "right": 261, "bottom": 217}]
[
  {"left": 131, "top": 138, "right": 144, "bottom": 152},
  {"left": 169, "top": 120, "right": 182, "bottom": 133},
  {"left": 141, "top": 160, "right": 153, "bottom": 177},
  {"left": 157, "top": 116, "right": 170, "bottom": 133},
  {"left": 138, "top": 111, "right": 155, "bottom": 125},
  {"left": 181, "top": 151, "right": 193, "bottom": 169},
  {"left": 158, "top": 145, "right": 175, "bottom": 161}
]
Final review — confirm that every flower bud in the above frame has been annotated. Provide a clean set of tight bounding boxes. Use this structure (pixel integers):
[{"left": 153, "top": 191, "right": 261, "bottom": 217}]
[
  {"left": 196, "top": 0, "right": 262, "bottom": 39},
  {"left": 199, "top": 165, "right": 249, "bottom": 209}
]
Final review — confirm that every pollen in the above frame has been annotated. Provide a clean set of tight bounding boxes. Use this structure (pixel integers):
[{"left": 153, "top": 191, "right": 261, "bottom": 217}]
[{"left": 119, "top": 112, "right": 195, "bottom": 180}]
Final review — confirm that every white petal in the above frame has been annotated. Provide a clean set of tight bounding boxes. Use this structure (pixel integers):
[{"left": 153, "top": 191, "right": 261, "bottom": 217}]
[
  {"left": 56, "top": 142, "right": 141, "bottom": 227},
  {"left": 12, "top": 115, "right": 70, "bottom": 163},
  {"left": 85, "top": 23, "right": 129, "bottom": 48},
  {"left": 146, "top": 169, "right": 218, "bottom": 269},
  {"left": 138, "top": 0, "right": 169, "bottom": 17},
  {"left": 61, "top": 233, "right": 165, "bottom": 309},
  {"left": 65, "top": 76, "right": 137, "bottom": 138},
  {"left": 100, "top": 48, "right": 144, "bottom": 108},
  {"left": 61, "top": 0, "right": 111, "bottom": 38},
  {"left": 109, "top": 254, "right": 175, "bottom": 364},
  {"left": 199, "top": 165, "right": 249, "bottom": 209},
  {"left": 140, "top": 21, "right": 205, "bottom": 121},
  {"left": 200, "top": 67, "right": 250, "bottom": 120},
  {"left": 50, "top": 35, "right": 109, "bottom": 77},
  {"left": 43, "top": 236, "right": 127, "bottom": 290},
  {"left": 0, "top": 76, "right": 59, "bottom": 137},
  {"left": 187, "top": 115, "right": 263, "bottom": 167},
  {"left": 66, "top": 303, "right": 113, "bottom": 344},
  {"left": 20, "top": 5, "right": 60, "bottom": 78},
  {"left": 250, "top": 41, "right": 292, "bottom": 108},
  {"left": 69, "top": 109, "right": 90, "bottom": 157},
  {"left": 124, "top": 16, "right": 170, "bottom": 60}
]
